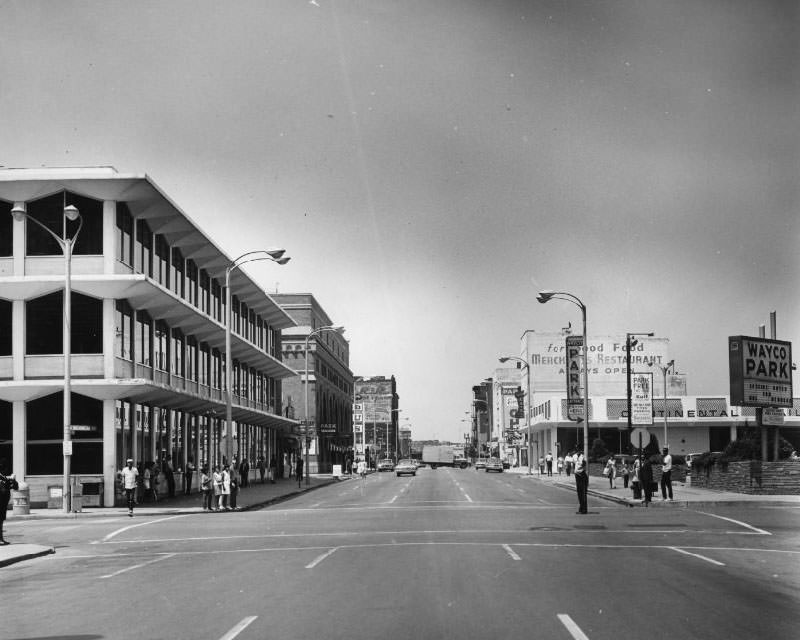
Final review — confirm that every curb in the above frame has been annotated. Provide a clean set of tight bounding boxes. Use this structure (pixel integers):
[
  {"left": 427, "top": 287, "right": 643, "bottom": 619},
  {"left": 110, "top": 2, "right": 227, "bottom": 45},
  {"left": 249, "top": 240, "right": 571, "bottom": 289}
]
[{"left": 0, "top": 545, "right": 55, "bottom": 568}]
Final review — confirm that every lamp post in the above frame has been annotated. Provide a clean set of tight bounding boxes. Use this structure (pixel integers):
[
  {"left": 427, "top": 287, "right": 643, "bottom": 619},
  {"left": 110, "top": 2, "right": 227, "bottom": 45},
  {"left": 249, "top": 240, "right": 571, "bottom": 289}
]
[
  {"left": 225, "top": 250, "right": 290, "bottom": 468},
  {"left": 650, "top": 360, "right": 676, "bottom": 448},
  {"left": 537, "top": 290, "right": 589, "bottom": 461},
  {"left": 11, "top": 202, "right": 82, "bottom": 513},
  {"left": 626, "top": 332, "right": 654, "bottom": 443},
  {"left": 499, "top": 355, "right": 533, "bottom": 475},
  {"left": 304, "top": 325, "right": 344, "bottom": 485}
]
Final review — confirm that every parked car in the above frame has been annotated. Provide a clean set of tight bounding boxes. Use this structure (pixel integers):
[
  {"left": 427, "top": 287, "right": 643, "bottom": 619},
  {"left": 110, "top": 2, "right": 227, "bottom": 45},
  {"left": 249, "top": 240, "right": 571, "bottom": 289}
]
[
  {"left": 377, "top": 459, "right": 395, "bottom": 472},
  {"left": 395, "top": 459, "right": 417, "bottom": 477},
  {"left": 485, "top": 457, "right": 504, "bottom": 473}
]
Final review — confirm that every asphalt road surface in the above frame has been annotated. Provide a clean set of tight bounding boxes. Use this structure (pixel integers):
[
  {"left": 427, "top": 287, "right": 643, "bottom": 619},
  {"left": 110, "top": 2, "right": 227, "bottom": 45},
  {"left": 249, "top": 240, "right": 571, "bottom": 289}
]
[{"left": 4, "top": 467, "right": 800, "bottom": 640}]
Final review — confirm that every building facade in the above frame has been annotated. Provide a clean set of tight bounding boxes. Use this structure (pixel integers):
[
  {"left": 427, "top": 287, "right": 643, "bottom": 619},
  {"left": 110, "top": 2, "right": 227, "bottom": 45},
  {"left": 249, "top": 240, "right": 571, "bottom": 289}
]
[
  {"left": 274, "top": 293, "right": 353, "bottom": 473},
  {"left": 0, "top": 167, "right": 298, "bottom": 507},
  {"left": 353, "top": 376, "right": 399, "bottom": 465}
]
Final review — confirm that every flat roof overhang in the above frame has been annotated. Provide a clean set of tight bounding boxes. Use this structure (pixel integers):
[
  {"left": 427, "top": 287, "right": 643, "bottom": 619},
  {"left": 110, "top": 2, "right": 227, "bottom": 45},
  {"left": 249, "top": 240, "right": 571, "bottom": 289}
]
[
  {"left": 0, "top": 274, "right": 296, "bottom": 379},
  {"left": 0, "top": 378, "right": 300, "bottom": 431}
]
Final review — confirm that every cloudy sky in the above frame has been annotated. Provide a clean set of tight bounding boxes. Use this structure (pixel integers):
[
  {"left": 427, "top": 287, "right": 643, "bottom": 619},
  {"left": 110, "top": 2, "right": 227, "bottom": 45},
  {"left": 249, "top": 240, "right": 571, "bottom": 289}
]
[{"left": 2, "top": 0, "right": 798, "bottom": 442}]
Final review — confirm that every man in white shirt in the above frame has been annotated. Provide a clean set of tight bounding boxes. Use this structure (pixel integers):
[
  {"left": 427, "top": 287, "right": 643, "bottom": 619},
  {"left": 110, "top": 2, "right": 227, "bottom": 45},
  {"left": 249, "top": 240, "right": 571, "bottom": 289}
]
[
  {"left": 119, "top": 459, "right": 139, "bottom": 517},
  {"left": 660, "top": 446, "right": 673, "bottom": 501}
]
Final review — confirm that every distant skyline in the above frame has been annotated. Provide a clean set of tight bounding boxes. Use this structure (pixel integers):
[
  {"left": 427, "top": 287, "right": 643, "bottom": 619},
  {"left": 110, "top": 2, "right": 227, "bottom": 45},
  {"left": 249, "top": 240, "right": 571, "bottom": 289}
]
[{"left": 1, "top": 0, "right": 797, "bottom": 442}]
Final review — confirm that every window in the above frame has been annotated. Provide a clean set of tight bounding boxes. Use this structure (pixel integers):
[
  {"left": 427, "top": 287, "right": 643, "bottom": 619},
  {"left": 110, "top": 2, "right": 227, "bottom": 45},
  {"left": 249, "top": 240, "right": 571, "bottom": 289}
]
[
  {"left": 136, "top": 219, "right": 153, "bottom": 277},
  {"left": 0, "top": 299, "right": 11, "bottom": 356},
  {"left": 116, "top": 202, "right": 134, "bottom": 266},
  {"left": 115, "top": 300, "right": 133, "bottom": 360},
  {"left": 171, "top": 247, "right": 184, "bottom": 298},
  {"left": 154, "top": 235, "right": 170, "bottom": 287},
  {"left": 172, "top": 328, "right": 185, "bottom": 378},
  {"left": 25, "top": 192, "right": 103, "bottom": 256},
  {"left": 199, "top": 270, "right": 210, "bottom": 314},
  {"left": 186, "top": 260, "right": 198, "bottom": 307},
  {"left": 155, "top": 321, "right": 169, "bottom": 371},
  {"left": 26, "top": 292, "right": 102, "bottom": 355},
  {"left": 211, "top": 279, "right": 222, "bottom": 321},
  {"left": 135, "top": 311, "right": 152, "bottom": 366},
  {"left": 186, "top": 336, "right": 198, "bottom": 382},
  {"left": 199, "top": 343, "right": 209, "bottom": 386},
  {"left": 0, "top": 200, "right": 12, "bottom": 257}
]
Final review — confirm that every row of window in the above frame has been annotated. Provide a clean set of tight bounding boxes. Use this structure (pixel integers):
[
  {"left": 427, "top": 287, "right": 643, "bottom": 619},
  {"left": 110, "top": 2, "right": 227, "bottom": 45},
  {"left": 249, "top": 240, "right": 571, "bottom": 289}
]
[{"left": 116, "top": 204, "right": 281, "bottom": 356}]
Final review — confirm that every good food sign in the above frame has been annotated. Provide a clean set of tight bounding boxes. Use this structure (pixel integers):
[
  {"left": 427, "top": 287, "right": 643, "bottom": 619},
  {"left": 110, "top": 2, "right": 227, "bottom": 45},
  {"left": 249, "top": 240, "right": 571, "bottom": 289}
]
[{"left": 729, "top": 336, "right": 793, "bottom": 408}]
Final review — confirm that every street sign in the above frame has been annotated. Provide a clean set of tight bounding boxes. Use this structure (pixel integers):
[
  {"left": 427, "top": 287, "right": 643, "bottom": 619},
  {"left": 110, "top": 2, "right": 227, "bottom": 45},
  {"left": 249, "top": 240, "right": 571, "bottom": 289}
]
[
  {"left": 630, "top": 427, "right": 649, "bottom": 447},
  {"left": 565, "top": 336, "right": 585, "bottom": 418},
  {"left": 762, "top": 408, "right": 785, "bottom": 426},
  {"left": 631, "top": 373, "right": 654, "bottom": 425},
  {"left": 70, "top": 424, "right": 96, "bottom": 432},
  {"left": 729, "top": 336, "right": 793, "bottom": 407}
]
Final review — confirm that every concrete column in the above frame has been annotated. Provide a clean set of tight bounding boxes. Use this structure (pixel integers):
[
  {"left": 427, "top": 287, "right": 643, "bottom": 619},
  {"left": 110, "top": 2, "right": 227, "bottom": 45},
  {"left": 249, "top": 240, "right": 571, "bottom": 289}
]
[
  {"left": 12, "top": 401, "right": 25, "bottom": 480},
  {"left": 12, "top": 202, "right": 25, "bottom": 276},
  {"left": 103, "top": 399, "right": 116, "bottom": 506},
  {"left": 102, "top": 200, "right": 116, "bottom": 274},
  {"left": 12, "top": 300, "right": 24, "bottom": 380}
]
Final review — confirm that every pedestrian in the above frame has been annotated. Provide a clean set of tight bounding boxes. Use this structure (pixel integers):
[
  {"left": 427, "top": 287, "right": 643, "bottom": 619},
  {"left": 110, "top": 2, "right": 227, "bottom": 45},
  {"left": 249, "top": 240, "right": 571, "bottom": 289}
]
[
  {"left": 200, "top": 466, "right": 213, "bottom": 511},
  {"left": 118, "top": 458, "right": 138, "bottom": 518},
  {"left": 660, "top": 446, "right": 673, "bottom": 501},
  {"left": 574, "top": 451, "right": 588, "bottom": 514},
  {"left": 538, "top": 456, "right": 545, "bottom": 475},
  {"left": 604, "top": 456, "right": 616, "bottom": 489},
  {"left": 257, "top": 456, "right": 266, "bottom": 484},
  {"left": 621, "top": 460, "right": 630, "bottom": 489},
  {"left": 295, "top": 456, "right": 304, "bottom": 488},
  {"left": 557, "top": 456, "right": 564, "bottom": 475},
  {"left": 631, "top": 457, "right": 642, "bottom": 499},
  {"left": 545, "top": 452, "right": 553, "bottom": 476},
  {"left": 230, "top": 474, "right": 239, "bottom": 510},
  {"left": 143, "top": 461, "right": 158, "bottom": 502},
  {"left": 269, "top": 456, "right": 277, "bottom": 484},
  {"left": 184, "top": 457, "right": 195, "bottom": 495},
  {"left": 0, "top": 458, "right": 19, "bottom": 543},
  {"left": 564, "top": 452, "right": 573, "bottom": 476},
  {"left": 357, "top": 457, "right": 367, "bottom": 493},
  {"left": 164, "top": 457, "right": 175, "bottom": 498},
  {"left": 212, "top": 465, "right": 223, "bottom": 511},
  {"left": 641, "top": 455, "right": 654, "bottom": 506},
  {"left": 240, "top": 457, "right": 250, "bottom": 488},
  {"left": 221, "top": 464, "right": 231, "bottom": 510}
]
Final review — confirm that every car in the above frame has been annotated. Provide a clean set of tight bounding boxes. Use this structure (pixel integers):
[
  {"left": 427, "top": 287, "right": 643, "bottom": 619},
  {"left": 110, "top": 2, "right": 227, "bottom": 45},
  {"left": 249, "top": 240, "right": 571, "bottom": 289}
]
[
  {"left": 474, "top": 458, "right": 487, "bottom": 470},
  {"left": 485, "top": 457, "right": 504, "bottom": 473},
  {"left": 395, "top": 459, "right": 417, "bottom": 477},
  {"left": 377, "top": 459, "right": 395, "bottom": 472}
]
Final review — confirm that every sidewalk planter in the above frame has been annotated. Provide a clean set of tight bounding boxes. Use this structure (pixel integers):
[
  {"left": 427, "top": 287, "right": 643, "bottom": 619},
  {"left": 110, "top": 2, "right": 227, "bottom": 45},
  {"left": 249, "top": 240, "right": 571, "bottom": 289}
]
[{"left": 690, "top": 460, "right": 800, "bottom": 495}]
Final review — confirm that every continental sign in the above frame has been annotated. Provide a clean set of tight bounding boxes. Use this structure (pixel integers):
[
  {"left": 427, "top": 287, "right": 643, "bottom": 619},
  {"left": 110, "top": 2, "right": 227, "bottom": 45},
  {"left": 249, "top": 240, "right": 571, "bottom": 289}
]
[{"left": 729, "top": 336, "right": 793, "bottom": 408}]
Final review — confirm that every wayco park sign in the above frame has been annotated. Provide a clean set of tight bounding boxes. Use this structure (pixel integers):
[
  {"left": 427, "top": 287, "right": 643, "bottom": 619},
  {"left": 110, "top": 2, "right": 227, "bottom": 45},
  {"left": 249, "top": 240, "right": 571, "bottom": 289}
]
[{"left": 729, "top": 336, "right": 793, "bottom": 408}]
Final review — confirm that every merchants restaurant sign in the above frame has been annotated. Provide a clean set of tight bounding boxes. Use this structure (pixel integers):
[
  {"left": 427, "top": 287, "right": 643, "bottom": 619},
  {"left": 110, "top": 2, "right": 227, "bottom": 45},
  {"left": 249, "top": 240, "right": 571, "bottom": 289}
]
[{"left": 729, "top": 336, "right": 793, "bottom": 408}]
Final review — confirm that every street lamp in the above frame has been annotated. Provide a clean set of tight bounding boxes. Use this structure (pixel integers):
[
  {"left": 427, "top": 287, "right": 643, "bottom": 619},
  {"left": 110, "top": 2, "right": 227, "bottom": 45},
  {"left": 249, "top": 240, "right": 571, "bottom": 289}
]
[
  {"left": 304, "top": 325, "right": 344, "bottom": 485},
  {"left": 650, "top": 359, "right": 676, "bottom": 448},
  {"left": 11, "top": 202, "right": 82, "bottom": 513},
  {"left": 499, "top": 355, "right": 534, "bottom": 475},
  {"left": 225, "top": 250, "right": 290, "bottom": 468},
  {"left": 626, "top": 332, "right": 654, "bottom": 439},
  {"left": 537, "top": 289, "right": 589, "bottom": 461}
]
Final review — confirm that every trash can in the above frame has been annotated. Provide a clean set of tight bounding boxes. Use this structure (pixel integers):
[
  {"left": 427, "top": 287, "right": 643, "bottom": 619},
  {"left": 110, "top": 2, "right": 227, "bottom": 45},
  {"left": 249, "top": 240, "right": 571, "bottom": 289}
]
[
  {"left": 12, "top": 482, "right": 30, "bottom": 515},
  {"left": 70, "top": 482, "right": 83, "bottom": 513}
]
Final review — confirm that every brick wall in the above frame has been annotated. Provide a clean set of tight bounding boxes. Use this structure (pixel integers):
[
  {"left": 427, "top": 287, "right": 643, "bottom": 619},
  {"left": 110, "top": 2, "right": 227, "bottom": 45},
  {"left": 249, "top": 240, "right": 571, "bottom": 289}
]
[{"left": 689, "top": 460, "right": 800, "bottom": 495}]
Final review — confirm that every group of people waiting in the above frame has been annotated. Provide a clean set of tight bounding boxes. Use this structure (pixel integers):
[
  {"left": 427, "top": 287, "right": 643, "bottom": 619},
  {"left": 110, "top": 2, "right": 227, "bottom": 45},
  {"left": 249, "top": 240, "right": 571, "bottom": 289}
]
[{"left": 603, "top": 446, "right": 674, "bottom": 504}]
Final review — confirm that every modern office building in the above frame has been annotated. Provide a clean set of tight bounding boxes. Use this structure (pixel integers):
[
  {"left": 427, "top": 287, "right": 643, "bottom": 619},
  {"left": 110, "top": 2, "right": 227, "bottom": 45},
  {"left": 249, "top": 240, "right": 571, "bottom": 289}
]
[
  {"left": 0, "top": 167, "right": 299, "bottom": 507},
  {"left": 273, "top": 293, "right": 353, "bottom": 473}
]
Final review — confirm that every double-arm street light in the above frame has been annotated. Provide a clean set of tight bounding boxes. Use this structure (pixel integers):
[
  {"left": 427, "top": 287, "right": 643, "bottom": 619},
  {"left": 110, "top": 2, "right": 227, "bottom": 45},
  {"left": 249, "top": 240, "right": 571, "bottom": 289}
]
[
  {"left": 225, "top": 250, "right": 290, "bottom": 468},
  {"left": 304, "top": 325, "right": 343, "bottom": 485},
  {"left": 11, "top": 202, "right": 83, "bottom": 513},
  {"left": 499, "top": 355, "right": 534, "bottom": 475},
  {"left": 650, "top": 359, "right": 676, "bottom": 448},
  {"left": 537, "top": 290, "right": 589, "bottom": 461},
  {"left": 626, "top": 332, "right": 654, "bottom": 437}
]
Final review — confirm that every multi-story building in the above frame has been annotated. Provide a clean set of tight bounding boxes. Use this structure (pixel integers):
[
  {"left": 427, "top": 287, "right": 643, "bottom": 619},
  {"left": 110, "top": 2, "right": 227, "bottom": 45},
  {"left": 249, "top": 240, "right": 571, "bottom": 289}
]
[
  {"left": 274, "top": 293, "right": 353, "bottom": 473},
  {"left": 399, "top": 425, "right": 412, "bottom": 459},
  {"left": 353, "top": 376, "right": 399, "bottom": 465},
  {"left": 0, "top": 167, "right": 298, "bottom": 507}
]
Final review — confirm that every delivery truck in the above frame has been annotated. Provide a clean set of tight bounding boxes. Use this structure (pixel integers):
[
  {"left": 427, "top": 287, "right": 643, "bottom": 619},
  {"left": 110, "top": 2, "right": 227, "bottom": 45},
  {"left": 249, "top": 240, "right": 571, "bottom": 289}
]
[{"left": 422, "top": 445, "right": 469, "bottom": 469}]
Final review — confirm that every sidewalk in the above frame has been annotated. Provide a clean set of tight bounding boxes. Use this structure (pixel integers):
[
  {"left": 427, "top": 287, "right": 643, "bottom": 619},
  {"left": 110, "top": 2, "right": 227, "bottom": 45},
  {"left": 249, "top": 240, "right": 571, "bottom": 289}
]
[
  {"left": 506, "top": 466, "right": 800, "bottom": 508},
  {"left": 0, "top": 473, "right": 346, "bottom": 568}
]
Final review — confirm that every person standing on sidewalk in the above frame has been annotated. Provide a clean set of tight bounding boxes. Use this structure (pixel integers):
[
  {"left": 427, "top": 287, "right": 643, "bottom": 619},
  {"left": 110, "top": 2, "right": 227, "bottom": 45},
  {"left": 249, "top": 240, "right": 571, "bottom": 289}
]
[
  {"left": 574, "top": 451, "right": 588, "bottom": 514},
  {"left": 184, "top": 458, "right": 195, "bottom": 495},
  {"left": 660, "top": 447, "right": 673, "bottom": 501},
  {"left": 0, "top": 458, "right": 19, "bottom": 543},
  {"left": 295, "top": 456, "right": 304, "bottom": 488},
  {"left": 257, "top": 456, "right": 266, "bottom": 484},
  {"left": 604, "top": 456, "right": 616, "bottom": 489},
  {"left": 641, "top": 456, "right": 654, "bottom": 506},
  {"left": 200, "top": 466, "right": 212, "bottom": 511},
  {"left": 119, "top": 459, "right": 139, "bottom": 517},
  {"left": 220, "top": 464, "right": 231, "bottom": 510},
  {"left": 212, "top": 465, "right": 223, "bottom": 511},
  {"left": 545, "top": 452, "right": 553, "bottom": 476}
]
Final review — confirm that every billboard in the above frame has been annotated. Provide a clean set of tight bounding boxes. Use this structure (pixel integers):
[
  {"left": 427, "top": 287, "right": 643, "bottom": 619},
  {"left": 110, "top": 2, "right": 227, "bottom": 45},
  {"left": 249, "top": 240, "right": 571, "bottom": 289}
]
[{"left": 729, "top": 336, "right": 793, "bottom": 408}]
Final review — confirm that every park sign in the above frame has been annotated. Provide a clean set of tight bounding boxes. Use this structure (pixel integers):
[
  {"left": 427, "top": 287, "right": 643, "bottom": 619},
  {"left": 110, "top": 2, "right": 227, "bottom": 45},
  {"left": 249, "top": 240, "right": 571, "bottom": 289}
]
[
  {"left": 631, "top": 372, "right": 654, "bottom": 425},
  {"left": 729, "top": 336, "right": 793, "bottom": 408},
  {"left": 565, "top": 335, "right": 584, "bottom": 419}
]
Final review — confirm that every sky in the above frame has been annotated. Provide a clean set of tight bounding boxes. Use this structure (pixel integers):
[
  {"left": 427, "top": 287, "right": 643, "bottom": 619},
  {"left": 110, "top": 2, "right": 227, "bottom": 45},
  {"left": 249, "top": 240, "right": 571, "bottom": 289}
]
[{"left": 1, "top": 0, "right": 798, "bottom": 442}]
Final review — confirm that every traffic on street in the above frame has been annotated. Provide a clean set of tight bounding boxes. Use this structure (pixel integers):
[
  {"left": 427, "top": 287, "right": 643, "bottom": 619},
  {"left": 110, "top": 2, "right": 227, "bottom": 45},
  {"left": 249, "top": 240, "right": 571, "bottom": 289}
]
[{"left": 3, "top": 468, "right": 799, "bottom": 640}]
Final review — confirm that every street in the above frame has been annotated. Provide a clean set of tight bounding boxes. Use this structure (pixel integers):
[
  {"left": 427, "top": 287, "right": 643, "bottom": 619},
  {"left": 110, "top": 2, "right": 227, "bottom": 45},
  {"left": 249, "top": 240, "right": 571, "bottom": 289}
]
[{"left": 4, "top": 468, "right": 800, "bottom": 640}]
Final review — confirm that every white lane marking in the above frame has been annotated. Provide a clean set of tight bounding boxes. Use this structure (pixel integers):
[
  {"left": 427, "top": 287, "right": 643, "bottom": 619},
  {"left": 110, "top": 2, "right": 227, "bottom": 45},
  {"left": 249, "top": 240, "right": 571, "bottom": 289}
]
[
  {"left": 219, "top": 616, "right": 258, "bottom": 640},
  {"left": 668, "top": 546, "right": 725, "bottom": 566},
  {"left": 306, "top": 547, "right": 337, "bottom": 569},
  {"left": 463, "top": 493, "right": 473, "bottom": 503},
  {"left": 558, "top": 614, "right": 590, "bottom": 640},
  {"left": 389, "top": 495, "right": 398, "bottom": 504},
  {"left": 502, "top": 544, "right": 521, "bottom": 561},
  {"left": 99, "top": 553, "right": 175, "bottom": 579},
  {"left": 696, "top": 511, "right": 771, "bottom": 535},
  {"left": 95, "top": 514, "right": 188, "bottom": 543}
]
